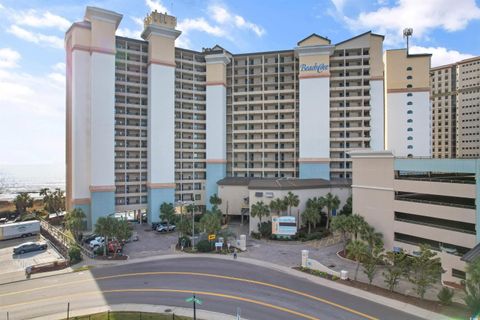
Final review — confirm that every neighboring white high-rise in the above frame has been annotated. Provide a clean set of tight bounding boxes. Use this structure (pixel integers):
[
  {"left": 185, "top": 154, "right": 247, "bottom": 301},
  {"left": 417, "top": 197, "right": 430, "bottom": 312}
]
[{"left": 66, "top": 7, "right": 431, "bottom": 227}]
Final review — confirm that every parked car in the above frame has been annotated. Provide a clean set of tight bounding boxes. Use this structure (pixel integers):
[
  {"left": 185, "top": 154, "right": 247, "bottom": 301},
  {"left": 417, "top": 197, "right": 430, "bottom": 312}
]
[
  {"left": 89, "top": 237, "right": 105, "bottom": 249},
  {"left": 13, "top": 241, "right": 47, "bottom": 255},
  {"left": 0, "top": 218, "right": 8, "bottom": 224},
  {"left": 83, "top": 233, "right": 98, "bottom": 244},
  {"left": 156, "top": 223, "right": 176, "bottom": 232},
  {"left": 123, "top": 232, "right": 139, "bottom": 243},
  {"left": 151, "top": 222, "right": 161, "bottom": 230}
]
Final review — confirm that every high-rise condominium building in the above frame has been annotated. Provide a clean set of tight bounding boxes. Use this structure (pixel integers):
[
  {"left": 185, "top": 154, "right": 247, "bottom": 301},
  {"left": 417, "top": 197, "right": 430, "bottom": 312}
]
[
  {"left": 384, "top": 49, "right": 432, "bottom": 157},
  {"left": 66, "top": 7, "right": 430, "bottom": 227},
  {"left": 431, "top": 56, "right": 480, "bottom": 158}
]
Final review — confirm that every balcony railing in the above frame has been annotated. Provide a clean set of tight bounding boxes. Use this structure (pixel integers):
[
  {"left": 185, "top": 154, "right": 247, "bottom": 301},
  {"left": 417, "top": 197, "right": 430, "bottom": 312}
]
[{"left": 395, "top": 217, "right": 476, "bottom": 235}]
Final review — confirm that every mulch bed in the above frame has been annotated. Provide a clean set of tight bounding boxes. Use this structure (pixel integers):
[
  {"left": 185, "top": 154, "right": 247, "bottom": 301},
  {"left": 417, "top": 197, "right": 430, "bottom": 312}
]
[
  {"left": 294, "top": 266, "right": 469, "bottom": 319},
  {"left": 95, "top": 255, "right": 128, "bottom": 260}
]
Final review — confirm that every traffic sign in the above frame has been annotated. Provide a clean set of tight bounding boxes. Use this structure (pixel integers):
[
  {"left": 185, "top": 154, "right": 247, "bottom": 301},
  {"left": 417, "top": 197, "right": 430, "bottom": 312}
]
[
  {"left": 185, "top": 296, "right": 203, "bottom": 305},
  {"left": 208, "top": 234, "right": 216, "bottom": 241}
]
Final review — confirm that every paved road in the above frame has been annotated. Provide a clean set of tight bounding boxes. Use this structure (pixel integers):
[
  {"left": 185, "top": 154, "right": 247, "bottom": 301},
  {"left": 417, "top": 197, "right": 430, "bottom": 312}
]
[{"left": 0, "top": 257, "right": 424, "bottom": 320}]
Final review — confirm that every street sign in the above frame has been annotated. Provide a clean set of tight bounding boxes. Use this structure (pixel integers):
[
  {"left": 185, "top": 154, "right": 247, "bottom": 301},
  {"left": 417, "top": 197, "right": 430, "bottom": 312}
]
[
  {"left": 185, "top": 296, "right": 203, "bottom": 305},
  {"left": 208, "top": 234, "right": 216, "bottom": 241}
]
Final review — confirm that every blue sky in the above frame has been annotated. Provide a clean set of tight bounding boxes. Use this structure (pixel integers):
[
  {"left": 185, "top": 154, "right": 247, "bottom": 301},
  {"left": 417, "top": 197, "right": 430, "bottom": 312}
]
[{"left": 0, "top": 0, "right": 479, "bottom": 166}]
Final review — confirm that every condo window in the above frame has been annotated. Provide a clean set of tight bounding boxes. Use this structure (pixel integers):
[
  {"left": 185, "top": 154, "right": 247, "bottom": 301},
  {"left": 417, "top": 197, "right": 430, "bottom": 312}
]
[
  {"left": 406, "top": 66, "right": 412, "bottom": 71},
  {"left": 407, "top": 101, "right": 413, "bottom": 105},
  {"left": 407, "top": 145, "right": 413, "bottom": 149},
  {"left": 407, "top": 84, "right": 413, "bottom": 88},
  {"left": 407, "top": 75, "right": 413, "bottom": 80},
  {"left": 407, "top": 110, "right": 413, "bottom": 114},
  {"left": 407, "top": 119, "right": 413, "bottom": 123},
  {"left": 407, "top": 136, "right": 413, "bottom": 140}
]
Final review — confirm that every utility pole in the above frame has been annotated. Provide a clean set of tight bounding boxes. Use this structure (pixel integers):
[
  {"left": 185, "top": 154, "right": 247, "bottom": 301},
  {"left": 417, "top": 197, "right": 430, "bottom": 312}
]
[{"left": 192, "top": 205, "right": 195, "bottom": 251}]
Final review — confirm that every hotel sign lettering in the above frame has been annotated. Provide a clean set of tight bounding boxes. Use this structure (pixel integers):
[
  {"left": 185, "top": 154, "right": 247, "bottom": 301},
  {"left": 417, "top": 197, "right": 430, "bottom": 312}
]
[{"left": 300, "top": 63, "right": 329, "bottom": 73}]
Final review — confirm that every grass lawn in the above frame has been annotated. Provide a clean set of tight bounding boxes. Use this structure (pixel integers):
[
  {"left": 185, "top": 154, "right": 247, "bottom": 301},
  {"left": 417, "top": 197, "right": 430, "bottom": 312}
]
[{"left": 65, "top": 311, "right": 192, "bottom": 320}]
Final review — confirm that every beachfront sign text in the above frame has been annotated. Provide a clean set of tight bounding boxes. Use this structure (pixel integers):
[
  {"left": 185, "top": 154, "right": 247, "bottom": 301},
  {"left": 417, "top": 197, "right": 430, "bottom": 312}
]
[{"left": 300, "top": 63, "right": 329, "bottom": 73}]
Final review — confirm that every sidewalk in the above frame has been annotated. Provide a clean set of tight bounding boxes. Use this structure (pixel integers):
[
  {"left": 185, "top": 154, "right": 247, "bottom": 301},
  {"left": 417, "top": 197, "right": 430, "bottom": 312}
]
[{"left": 32, "top": 303, "right": 246, "bottom": 320}]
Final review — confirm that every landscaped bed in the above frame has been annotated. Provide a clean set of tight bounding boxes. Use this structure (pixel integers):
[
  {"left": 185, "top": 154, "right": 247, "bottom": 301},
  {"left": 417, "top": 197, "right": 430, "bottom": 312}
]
[{"left": 294, "top": 266, "right": 469, "bottom": 319}]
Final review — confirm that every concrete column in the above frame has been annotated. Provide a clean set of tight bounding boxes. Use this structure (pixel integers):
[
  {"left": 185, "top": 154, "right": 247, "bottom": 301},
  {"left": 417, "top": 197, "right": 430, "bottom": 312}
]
[
  {"left": 205, "top": 52, "right": 230, "bottom": 210},
  {"left": 141, "top": 11, "right": 181, "bottom": 223},
  {"left": 85, "top": 7, "right": 122, "bottom": 228},
  {"left": 295, "top": 44, "right": 335, "bottom": 179}
]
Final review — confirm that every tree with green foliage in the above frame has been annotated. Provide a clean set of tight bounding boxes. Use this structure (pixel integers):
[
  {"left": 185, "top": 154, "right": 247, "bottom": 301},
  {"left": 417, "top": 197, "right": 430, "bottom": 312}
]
[
  {"left": 13, "top": 192, "right": 34, "bottom": 215},
  {"left": 302, "top": 206, "right": 321, "bottom": 234},
  {"left": 200, "top": 211, "right": 222, "bottom": 235},
  {"left": 159, "top": 202, "right": 176, "bottom": 232},
  {"left": 346, "top": 240, "right": 368, "bottom": 281},
  {"left": 284, "top": 191, "right": 299, "bottom": 216},
  {"left": 94, "top": 216, "right": 116, "bottom": 256},
  {"left": 331, "top": 215, "right": 352, "bottom": 252},
  {"left": 382, "top": 250, "right": 411, "bottom": 292},
  {"left": 409, "top": 244, "right": 442, "bottom": 299},
  {"left": 349, "top": 214, "right": 367, "bottom": 241},
  {"left": 360, "top": 224, "right": 383, "bottom": 253},
  {"left": 40, "top": 188, "right": 65, "bottom": 214},
  {"left": 269, "top": 198, "right": 287, "bottom": 216},
  {"left": 177, "top": 215, "right": 192, "bottom": 237},
  {"left": 64, "top": 208, "right": 86, "bottom": 241},
  {"left": 68, "top": 246, "right": 82, "bottom": 264},
  {"left": 322, "top": 192, "right": 340, "bottom": 230},
  {"left": 209, "top": 193, "right": 222, "bottom": 207},
  {"left": 339, "top": 196, "right": 352, "bottom": 216},
  {"left": 250, "top": 201, "right": 270, "bottom": 224},
  {"left": 116, "top": 219, "right": 133, "bottom": 242},
  {"left": 362, "top": 245, "right": 384, "bottom": 285},
  {"left": 464, "top": 257, "right": 480, "bottom": 317}
]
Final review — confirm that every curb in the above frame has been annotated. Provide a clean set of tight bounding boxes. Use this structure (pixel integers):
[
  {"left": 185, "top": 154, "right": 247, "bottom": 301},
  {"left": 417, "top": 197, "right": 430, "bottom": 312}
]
[{"left": 30, "top": 303, "right": 248, "bottom": 320}]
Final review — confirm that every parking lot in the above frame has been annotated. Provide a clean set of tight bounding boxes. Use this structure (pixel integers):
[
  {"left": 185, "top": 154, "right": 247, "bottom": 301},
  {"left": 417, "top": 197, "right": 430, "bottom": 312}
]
[
  {"left": 121, "top": 223, "right": 178, "bottom": 259},
  {"left": 0, "top": 235, "right": 63, "bottom": 275}
]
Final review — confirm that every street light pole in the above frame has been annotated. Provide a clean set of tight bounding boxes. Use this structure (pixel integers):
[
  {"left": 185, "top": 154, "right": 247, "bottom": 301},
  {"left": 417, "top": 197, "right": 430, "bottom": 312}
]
[{"left": 192, "top": 205, "right": 195, "bottom": 251}]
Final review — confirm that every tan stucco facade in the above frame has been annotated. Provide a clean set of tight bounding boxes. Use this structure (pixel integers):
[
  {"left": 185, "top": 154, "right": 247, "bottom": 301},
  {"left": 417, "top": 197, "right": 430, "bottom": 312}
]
[
  {"left": 384, "top": 49, "right": 431, "bottom": 91},
  {"left": 351, "top": 150, "right": 477, "bottom": 285}
]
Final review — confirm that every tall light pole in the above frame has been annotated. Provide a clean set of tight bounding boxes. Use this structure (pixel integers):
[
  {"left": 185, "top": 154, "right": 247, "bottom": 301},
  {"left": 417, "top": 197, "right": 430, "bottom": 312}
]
[
  {"left": 403, "top": 28, "right": 413, "bottom": 54},
  {"left": 191, "top": 203, "right": 196, "bottom": 251}
]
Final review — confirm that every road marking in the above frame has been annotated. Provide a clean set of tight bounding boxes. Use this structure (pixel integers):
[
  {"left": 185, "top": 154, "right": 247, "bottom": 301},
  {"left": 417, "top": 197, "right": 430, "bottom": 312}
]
[
  {"left": 1, "top": 271, "right": 377, "bottom": 320},
  {"left": 1, "top": 288, "right": 320, "bottom": 320}
]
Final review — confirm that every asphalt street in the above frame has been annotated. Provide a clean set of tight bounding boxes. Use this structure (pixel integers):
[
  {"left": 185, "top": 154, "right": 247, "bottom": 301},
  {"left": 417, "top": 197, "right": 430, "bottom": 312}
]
[{"left": 0, "top": 257, "right": 425, "bottom": 320}]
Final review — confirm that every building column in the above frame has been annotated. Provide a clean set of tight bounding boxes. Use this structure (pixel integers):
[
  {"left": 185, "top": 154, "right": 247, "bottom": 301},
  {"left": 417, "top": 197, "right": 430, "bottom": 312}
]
[
  {"left": 295, "top": 45, "right": 335, "bottom": 180},
  {"left": 85, "top": 7, "right": 122, "bottom": 228},
  {"left": 205, "top": 52, "right": 230, "bottom": 210},
  {"left": 141, "top": 11, "right": 181, "bottom": 223}
]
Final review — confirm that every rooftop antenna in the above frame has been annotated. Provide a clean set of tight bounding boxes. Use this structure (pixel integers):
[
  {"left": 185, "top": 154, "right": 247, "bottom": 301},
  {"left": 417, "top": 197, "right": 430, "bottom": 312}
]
[{"left": 403, "top": 28, "right": 413, "bottom": 54}]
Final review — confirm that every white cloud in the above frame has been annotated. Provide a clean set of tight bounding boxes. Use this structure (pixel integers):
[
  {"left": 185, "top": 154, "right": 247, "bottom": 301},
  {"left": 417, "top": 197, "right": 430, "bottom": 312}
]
[
  {"left": 410, "top": 45, "right": 475, "bottom": 67},
  {"left": 331, "top": 0, "right": 347, "bottom": 12},
  {"left": 0, "top": 63, "right": 65, "bottom": 165},
  {"left": 52, "top": 62, "right": 65, "bottom": 73},
  {"left": 12, "top": 10, "right": 71, "bottom": 31},
  {"left": 7, "top": 25, "right": 64, "bottom": 49},
  {"left": 116, "top": 16, "right": 145, "bottom": 39},
  {"left": 0, "top": 48, "right": 21, "bottom": 69},
  {"left": 145, "top": 0, "right": 168, "bottom": 13},
  {"left": 209, "top": 5, "right": 265, "bottom": 37},
  {"left": 178, "top": 17, "right": 226, "bottom": 37},
  {"left": 336, "top": 0, "right": 480, "bottom": 45}
]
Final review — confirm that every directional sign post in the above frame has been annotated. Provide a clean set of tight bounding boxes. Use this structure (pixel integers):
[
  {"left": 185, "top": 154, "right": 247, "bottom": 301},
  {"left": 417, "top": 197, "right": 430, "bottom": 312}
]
[{"left": 185, "top": 293, "right": 202, "bottom": 320}]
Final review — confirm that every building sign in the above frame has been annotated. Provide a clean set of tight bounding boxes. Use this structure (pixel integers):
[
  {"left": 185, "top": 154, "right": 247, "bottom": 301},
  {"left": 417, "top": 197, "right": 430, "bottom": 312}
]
[
  {"left": 272, "top": 216, "right": 297, "bottom": 236},
  {"left": 300, "top": 63, "right": 329, "bottom": 73}
]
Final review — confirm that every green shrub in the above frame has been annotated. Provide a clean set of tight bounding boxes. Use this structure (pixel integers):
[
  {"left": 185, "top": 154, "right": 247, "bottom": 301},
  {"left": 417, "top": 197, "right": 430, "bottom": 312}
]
[
  {"left": 94, "top": 246, "right": 105, "bottom": 256},
  {"left": 178, "top": 236, "right": 191, "bottom": 248},
  {"left": 258, "top": 221, "right": 272, "bottom": 238},
  {"left": 196, "top": 239, "right": 213, "bottom": 252},
  {"left": 250, "top": 231, "right": 261, "bottom": 239},
  {"left": 68, "top": 246, "right": 82, "bottom": 264},
  {"left": 437, "top": 286, "right": 454, "bottom": 306}
]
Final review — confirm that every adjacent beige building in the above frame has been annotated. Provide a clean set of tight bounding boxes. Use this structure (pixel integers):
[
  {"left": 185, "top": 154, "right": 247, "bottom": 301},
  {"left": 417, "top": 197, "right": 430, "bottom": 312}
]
[
  {"left": 351, "top": 150, "right": 479, "bottom": 284},
  {"left": 431, "top": 56, "right": 480, "bottom": 159}
]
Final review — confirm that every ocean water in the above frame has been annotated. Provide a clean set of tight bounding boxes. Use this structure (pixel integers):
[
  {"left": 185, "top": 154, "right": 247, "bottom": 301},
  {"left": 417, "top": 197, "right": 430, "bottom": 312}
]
[{"left": 0, "top": 164, "right": 65, "bottom": 201}]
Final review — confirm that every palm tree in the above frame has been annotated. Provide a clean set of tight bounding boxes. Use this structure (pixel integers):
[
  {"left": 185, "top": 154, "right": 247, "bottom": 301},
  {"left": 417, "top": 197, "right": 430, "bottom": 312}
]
[
  {"left": 349, "top": 214, "right": 367, "bottom": 241},
  {"left": 160, "top": 202, "right": 176, "bottom": 231},
  {"left": 284, "top": 191, "right": 299, "bottom": 216},
  {"left": 323, "top": 192, "right": 340, "bottom": 230},
  {"left": 346, "top": 240, "right": 368, "bottom": 281},
  {"left": 301, "top": 207, "right": 321, "bottom": 234},
  {"left": 94, "top": 216, "right": 115, "bottom": 256},
  {"left": 200, "top": 210, "right": 221, "bottom": 235},
  {"left": 13, "top": 192, "right": 34, "bottom": 215},
  {"left": 269, "top": 198, "right": 287, "bottom": 216},
  {"left": 331, "top": 215, "right": 352, "bottom": 252},
  {"left": 64, "top": 208, "right": 86, "bottom": 241},
  {"left": 360, "top": 224, "right": 383, "bottom": 253},
  {"left": 209, "top": 194, "right": 222, "bottom": 208},
  {"left": 250, "top": 201, "right": 270, "bottom": 223}
]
